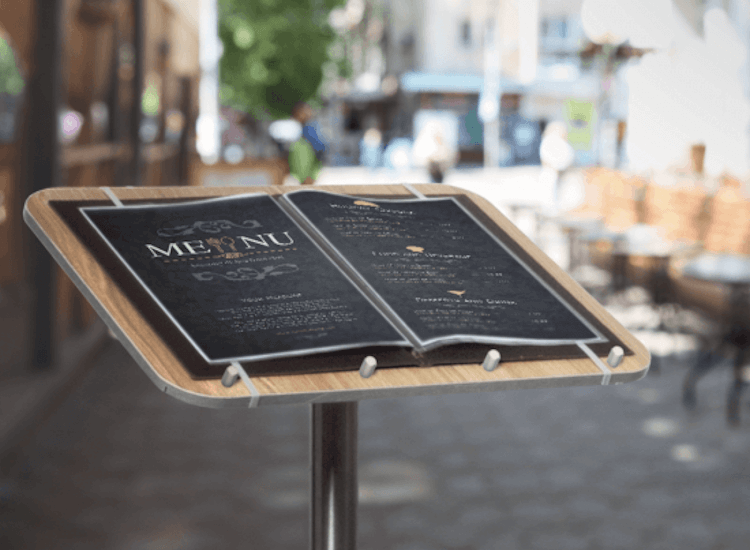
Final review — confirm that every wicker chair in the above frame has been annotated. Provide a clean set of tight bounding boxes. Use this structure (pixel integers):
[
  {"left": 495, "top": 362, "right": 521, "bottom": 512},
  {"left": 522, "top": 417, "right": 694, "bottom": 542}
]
[{"left": 670, "top": 176, "right": 750, "bottom": 424}]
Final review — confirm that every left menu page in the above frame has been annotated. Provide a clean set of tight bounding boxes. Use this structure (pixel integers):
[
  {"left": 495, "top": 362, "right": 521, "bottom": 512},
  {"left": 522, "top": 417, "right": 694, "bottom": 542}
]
[{"left": 81, "top": 194, "right": 410, "bottom": 364}]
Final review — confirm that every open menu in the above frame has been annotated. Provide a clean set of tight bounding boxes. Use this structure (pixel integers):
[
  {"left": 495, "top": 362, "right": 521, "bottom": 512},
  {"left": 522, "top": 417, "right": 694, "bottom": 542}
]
[{"left": 80, "top": 189, "right": 605, "bottom": 376}]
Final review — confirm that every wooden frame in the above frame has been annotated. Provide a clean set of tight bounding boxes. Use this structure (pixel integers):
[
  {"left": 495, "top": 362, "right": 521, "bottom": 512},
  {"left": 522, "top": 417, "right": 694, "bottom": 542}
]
[{"left": 24, "top": 184, "right": 650, "bottom": 408}]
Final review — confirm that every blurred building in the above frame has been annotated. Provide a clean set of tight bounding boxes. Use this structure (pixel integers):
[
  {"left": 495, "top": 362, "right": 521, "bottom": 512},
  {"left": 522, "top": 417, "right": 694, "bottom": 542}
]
[
  {"left": 624, "top": 0, "right": 750, "bottom": 177},
  {"left": 326, "top": 0, "right": 600, "bottom": 166},
  {"left": 326, "top": 0, "right": 750, "bottom": 172}
]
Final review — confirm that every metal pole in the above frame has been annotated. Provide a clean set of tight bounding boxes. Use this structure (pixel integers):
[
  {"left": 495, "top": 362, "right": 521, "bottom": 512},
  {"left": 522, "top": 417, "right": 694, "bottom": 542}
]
[
  {"left": 25, "top": 0, "right": 64, "bottom": 369},
  {"left": 480, "top": 4, "right": 502, "bottom": 168},
  {"left": 310, "top": 402, "right": 358, "bottom": 550},
  {"left": 177, "top": 77, "right": 193, "bottom": 185},
  {"left": 108, "top": 18, "right": 124, "bottom": 188},
  {"left": 130, "top": 0, "right": 145, "bottom": 185}
]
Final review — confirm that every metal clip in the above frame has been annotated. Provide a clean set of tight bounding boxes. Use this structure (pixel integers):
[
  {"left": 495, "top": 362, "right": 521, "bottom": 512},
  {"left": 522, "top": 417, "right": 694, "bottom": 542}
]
[
  {"left": 359, "top": 356, "right": 378, "bottom": 378},
  {"left": 222, "top": 364, "right": 240, "bottom": 387},
  {"left": 482, "top": 349, "right": 501, "bottom": 372},
  {"left": 607, "top": 346, "right": 624, "bottom": 368}
]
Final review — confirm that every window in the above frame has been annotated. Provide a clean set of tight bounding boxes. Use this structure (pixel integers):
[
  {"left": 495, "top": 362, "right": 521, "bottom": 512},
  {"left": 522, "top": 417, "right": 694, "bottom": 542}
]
[
  {"left": 460, "top": 20, "right": 472, "bottom": 48},
  {"left": 541, "top": 17, "right": 568, "bottom": 40},
  {"left": 540, "top": 16, "right": 574, "bottom": 53}
]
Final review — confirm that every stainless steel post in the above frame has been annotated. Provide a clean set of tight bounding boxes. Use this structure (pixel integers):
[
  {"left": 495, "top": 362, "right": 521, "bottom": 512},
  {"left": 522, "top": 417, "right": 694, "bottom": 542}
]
[
  {"left": 130, "top": 0, "right": 145, "bottom": 186},
  {"left": 26, "top": 0, "right": 64, "bottom": 370},
  {"left": 310, "top": 401, "right": 358, "bottom": 550}
]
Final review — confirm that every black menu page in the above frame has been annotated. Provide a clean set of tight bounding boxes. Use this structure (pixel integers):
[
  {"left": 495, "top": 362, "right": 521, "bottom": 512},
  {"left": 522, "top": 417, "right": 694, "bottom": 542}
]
[
  {"left": 285, "top": 190, "right": 603, "bottom": 348},
  {"left": 81, "top": 194, "right": 408, "bottom": 364}
]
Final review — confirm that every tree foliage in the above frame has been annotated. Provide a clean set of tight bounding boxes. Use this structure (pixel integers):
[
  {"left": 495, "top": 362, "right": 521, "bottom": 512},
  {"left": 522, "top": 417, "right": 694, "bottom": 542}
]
[
  {"left": 218, "top": 0, "right": 345, "bottom": 119},
  {"left": 0, "top": 36, "right": 24, "bottom": 96}
]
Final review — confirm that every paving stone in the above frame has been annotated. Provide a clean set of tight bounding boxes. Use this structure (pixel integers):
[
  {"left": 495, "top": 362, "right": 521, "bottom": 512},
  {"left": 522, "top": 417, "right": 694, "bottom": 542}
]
[
  {"left": 512, "top": 499, "right": 566, "bottom": 522},
  {"left": 444, "top": 473, "right": 487, "bottom": 498},
  {"left": 529, "top": 532, "right": 591, "bottom": 550},
  {"left": 663, "top": 516, "right": 714, "bottom": 545},
  {"left": 1, "top": 335, "right": 750, "bottom": 549},
  {"left": 456, "top": 504, "right": 504, "bottom": 529},
  {"left": 591, "top": 525, "right": 641, "bottom": 549},
  {"left": 564, "top": 495, "right": 612, "bottom": 519},
  {"left": 389, "top": 541, "right": 435, "bottom": 550},
  {"left": 636, "top": 488, "right": 682, "bottom": 512},
  {"left": 383, "top": 508, "right": 431, "bottom": 534},
  {"left": 477, "top": 534, "right": 521, "bottom": 550},
  {"left": 433, "top": 450, "right": 468, "bottom": 471},
  {"left": 546, "top": 465, "right": 586, "bottom": 490},
  {"left": 427, "top": 521, "right": 481, "bottom": 548}
]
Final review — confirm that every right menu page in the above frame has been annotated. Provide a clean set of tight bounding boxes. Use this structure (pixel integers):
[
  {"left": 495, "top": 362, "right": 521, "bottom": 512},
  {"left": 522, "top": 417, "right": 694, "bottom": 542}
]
[{"left": 285, "top": 190, "right": 605, "bottom": 350}]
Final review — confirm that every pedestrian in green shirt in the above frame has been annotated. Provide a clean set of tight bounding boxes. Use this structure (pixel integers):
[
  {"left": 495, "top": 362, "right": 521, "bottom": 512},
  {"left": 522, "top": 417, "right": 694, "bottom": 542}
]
[{"left": 288, "top": 102, "right": 325, "bottom": 185}]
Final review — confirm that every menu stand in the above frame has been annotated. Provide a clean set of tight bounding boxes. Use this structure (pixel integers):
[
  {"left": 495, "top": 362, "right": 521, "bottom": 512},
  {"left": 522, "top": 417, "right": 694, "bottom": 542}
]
[{"left": 25, "top": 184, "right": 650, "bottom": 549}]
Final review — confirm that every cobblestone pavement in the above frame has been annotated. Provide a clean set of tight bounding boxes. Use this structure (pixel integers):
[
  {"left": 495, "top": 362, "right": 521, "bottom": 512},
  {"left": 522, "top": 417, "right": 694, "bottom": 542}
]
[{"left": 1, "top": 323, "right": 750, "bottom": 550}]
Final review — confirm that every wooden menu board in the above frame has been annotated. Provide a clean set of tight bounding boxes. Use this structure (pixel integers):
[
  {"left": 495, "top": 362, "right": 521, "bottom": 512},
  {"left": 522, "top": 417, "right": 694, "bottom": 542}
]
[{"left": 24, "top": 184, "right": 650, "bottom": 408}]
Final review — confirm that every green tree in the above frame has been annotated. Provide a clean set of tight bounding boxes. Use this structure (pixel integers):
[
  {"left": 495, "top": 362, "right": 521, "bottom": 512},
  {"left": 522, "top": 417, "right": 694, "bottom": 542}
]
[
  {"left": 218, "top": 0, "right": 345, "bottom": 119},
  {"left": 0, "top": 35, "right": 24, "bottom": 97}
]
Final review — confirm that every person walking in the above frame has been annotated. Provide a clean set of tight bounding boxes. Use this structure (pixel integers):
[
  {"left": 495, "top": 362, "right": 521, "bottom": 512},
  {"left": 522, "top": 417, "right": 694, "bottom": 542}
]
[{"left": 288, "top": 102, "right": 326, "bottom": 185}]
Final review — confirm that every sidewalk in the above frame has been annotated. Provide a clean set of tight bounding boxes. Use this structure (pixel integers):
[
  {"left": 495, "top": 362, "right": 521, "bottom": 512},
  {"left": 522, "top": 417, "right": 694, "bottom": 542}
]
[
  {"left": 0, "top": 320, "right": 109, "bottom": 473},
  {"left": 1, "top": 327, "right": 748, "bottom": 549},
  {"left": 0, "top": 280, "right": 110, "bottom": 472}
]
